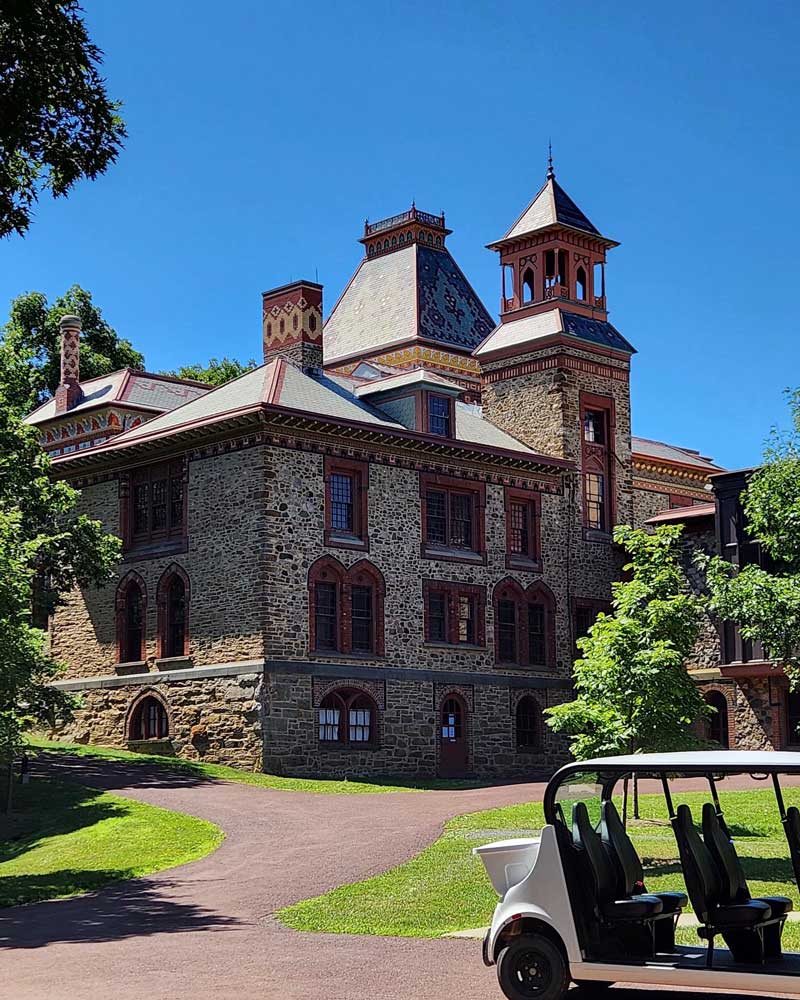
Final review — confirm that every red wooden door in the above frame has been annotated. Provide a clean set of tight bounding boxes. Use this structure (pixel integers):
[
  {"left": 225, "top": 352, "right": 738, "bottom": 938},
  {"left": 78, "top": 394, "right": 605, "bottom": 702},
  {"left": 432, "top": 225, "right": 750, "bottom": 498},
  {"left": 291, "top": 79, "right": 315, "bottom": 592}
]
[{"left": 439, "top": 695, "right": 468, "bottom": 777}]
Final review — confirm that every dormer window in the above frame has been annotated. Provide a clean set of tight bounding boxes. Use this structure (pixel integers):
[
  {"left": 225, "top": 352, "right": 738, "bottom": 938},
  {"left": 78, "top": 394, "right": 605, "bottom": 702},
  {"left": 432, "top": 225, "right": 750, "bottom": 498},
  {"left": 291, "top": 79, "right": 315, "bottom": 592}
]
[{"left": 428, "top": 394, "right": 452, "bottom": 437}]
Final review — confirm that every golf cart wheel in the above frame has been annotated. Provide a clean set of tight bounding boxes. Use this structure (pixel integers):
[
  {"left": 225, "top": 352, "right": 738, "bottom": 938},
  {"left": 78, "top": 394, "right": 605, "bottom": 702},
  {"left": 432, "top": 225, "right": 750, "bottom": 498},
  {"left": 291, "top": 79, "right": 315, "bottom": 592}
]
[{"left": 496, "top": 933, "right": 569, "bottom": 1000}]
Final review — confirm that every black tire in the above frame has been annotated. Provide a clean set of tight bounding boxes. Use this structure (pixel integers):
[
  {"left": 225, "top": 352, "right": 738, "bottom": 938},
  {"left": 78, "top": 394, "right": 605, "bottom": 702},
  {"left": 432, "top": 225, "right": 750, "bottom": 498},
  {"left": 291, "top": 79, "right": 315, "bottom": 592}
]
[{"left": 496, "top": 933, "right": 569, "bottom": 1000}]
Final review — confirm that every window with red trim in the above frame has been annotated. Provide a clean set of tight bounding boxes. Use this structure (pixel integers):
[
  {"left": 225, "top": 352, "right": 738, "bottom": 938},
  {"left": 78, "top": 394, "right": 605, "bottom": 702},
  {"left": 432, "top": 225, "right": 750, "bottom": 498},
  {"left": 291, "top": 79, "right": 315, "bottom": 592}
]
[
  {"left": 308, "top": 557, "right": 385, "bottom": 656},
  {"left": 580, "top": 394, "right": 614, "bottom": 533},
  {"left": 504, "top": 487, "right": 541, "bottom": 569},
  {"left": 324, "top": 457, "right": 369, "bottom": 549},
  {"left": 426, "top": 394, "right": 453, "bottom": 437},
  {"left": 116, "top": 576, "right": 146, "bottom": 663},
  {"left": 493, "top": 579, "right": 556, "bottom": 668},
  {"left": 420, "top": 474, "right": 485, "bottom": 561},
  {"left": 423, "top": 580, "right": 486, "bottom": 647},
  {"left": 124, "top": 460, "right": 187, "bottom": 553},
  {"left": 156, "top": 566, "right": 190, "bottom": 659},
  {"left": 318, "top": 688, "right": 378, "bottom": 746},
  {"left": 129, "top": 695, "right": 169, "bottom": 741}
]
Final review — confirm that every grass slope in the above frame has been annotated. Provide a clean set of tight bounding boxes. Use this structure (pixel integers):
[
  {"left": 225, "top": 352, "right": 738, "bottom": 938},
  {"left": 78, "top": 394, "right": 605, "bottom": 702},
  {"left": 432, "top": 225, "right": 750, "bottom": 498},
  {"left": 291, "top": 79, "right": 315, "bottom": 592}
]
[
  {"left": 279, "top": 786, "right": 800, "bottom": 949},
  {"left": 0, "top": 778, "right": 223, "bottom": 907},
  {"left": 27, "top": 736, "right": 483, "bottom": 793}
]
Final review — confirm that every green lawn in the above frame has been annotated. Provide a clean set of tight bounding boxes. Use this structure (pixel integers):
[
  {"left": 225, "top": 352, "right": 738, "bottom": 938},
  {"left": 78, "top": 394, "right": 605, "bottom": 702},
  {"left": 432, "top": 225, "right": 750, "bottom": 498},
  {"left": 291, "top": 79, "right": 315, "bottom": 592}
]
[
  {"left": 279, "top": 786, "right": 800, "bottom": 949},
  {"left": 26, "top": 736, "right": 485, "bottom": 794},
  {"left": 0, "top": 777, "right": 223, "bottom": 907}
]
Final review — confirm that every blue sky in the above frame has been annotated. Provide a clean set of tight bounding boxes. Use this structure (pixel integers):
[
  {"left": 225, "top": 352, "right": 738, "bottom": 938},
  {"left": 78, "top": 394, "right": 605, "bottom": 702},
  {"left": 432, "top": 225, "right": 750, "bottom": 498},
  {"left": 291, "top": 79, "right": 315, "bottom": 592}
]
[{"left": 2, "top": 0, "right": 799, "bottom": 468}]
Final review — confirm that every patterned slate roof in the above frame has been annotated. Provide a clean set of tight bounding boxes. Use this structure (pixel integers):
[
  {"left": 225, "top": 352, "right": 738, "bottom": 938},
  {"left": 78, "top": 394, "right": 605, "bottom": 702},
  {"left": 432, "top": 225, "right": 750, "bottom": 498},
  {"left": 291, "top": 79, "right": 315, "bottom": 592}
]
[
  {"left": 24, "top": 369, "right": 209, "bottom": 426},
  {"left": 632, "top": 437, "right": 722, "bottom": 472},
  {"left": 323, "top": 244, "right": 494, "bottom": 365},
  {"left": 474, "top": 307, "right": 635, "bottom": 357},
  {"left": 499, "top": 177, "right": 601, "bottom": 242}
]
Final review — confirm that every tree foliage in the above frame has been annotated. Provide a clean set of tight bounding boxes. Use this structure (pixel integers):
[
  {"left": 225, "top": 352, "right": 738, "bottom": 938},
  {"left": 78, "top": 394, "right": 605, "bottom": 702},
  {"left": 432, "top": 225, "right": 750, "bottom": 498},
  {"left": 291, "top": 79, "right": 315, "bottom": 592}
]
[
  {"left": 1, "top": 285, "right": 144, "bottom": 413},
  {"left": 0, "top": 0, "right": 126, "bottom": 237},
  {"left": 702, "top": 389, "right": 800, "bottom": 684},
  {"left": 546, "top": 525, "right": 708, "bottom": 759},
  {"left": 0, "top": 385, "right": 120, "bottom": 767},
  {"left": 161, "top": 356, "right": 257, "bottom": 388}
]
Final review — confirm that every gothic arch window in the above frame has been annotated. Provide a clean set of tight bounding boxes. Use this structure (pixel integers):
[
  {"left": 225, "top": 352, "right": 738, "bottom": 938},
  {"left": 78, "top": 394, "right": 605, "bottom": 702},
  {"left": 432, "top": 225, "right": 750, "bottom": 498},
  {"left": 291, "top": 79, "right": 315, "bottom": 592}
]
[
  {"left": 318, "top": 688, "right": 378, "bottom": 745},
  {"left": 127, "top": 691, "right": 170, "bottom": 741},
  {"left": 516, "top": 696, "right": 543, "bottom": 750},
  {"left": 704, "top": 690, "right": 729, "bottom": 748},
  {"left": 308, "top": 558, "right": 385, "bottom": 655},
  {"left": 435, "top": 235, "right": 442, "bottom": 246},
  {"left": 157, "top": 565, "right": 189, "bottom": 659},
  {"left": 576, "top": 266, "right": 587, "bottom": 301},
  {"left": 494, "top": 578, "right": 556, "bottom": 668},
  {"left": 384, "top": 239, "right": 389, "bottom": 250},
  {"left": 522, "top": 267, "right": 535, "bottom": 304},
  {"left": 398, "top": 233, "right": 405, "bottom": 244},
  {"left": 116, "top": 573, "right": 146, "bottom": 664},
  {"left": 391, "top": 235, "right": 397, "bottom": 246}
]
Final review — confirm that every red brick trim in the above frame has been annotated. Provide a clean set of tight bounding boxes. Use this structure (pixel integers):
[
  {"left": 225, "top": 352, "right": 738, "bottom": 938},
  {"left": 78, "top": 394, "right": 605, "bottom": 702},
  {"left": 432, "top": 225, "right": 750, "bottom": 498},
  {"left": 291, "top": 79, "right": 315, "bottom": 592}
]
[
  {"left": 422, "top": 579, "right": 486, "bottom": 647},
  {"left": 323, "top": 456, "right": 369, "bottom": 550},
  {"left": 419, "top": 472, "right": 486, "bottom": 564},
  {"left": 124, "top": 687, "right": 172, "bottom": 742},
  {"left": 504, "top": 486, "right": 542, "bottom": 570},
  {"left": 699, "top": 683, "right": 736, "bottom": 748},
  {"left": 317, "top": 686, "right": 380, "bottom": 748},
  {"left": 482, "top": 349, "right": 630, "bottom": 383},
  {"left": 115, "top": 570, "right": 147, "bottom": 664},
  {"left": 156, "top": 563, "right": 190, "bottom": 659},
  {"left": 307, "top": 556, "right": 385, "bottom": 656},
  {"left": 493, "top": 577, "right": 557, "bottom": 669},
  {"left": 579, "top": 391, "right": 616, "bottom": 533}
]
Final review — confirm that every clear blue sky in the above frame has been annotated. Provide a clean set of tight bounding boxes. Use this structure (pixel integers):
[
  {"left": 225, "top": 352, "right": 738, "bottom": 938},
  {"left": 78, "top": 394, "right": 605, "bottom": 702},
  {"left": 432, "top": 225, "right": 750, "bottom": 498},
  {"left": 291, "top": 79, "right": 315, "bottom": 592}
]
[{"left": 2, "top": 0, "right": 799, "bottom": 469}]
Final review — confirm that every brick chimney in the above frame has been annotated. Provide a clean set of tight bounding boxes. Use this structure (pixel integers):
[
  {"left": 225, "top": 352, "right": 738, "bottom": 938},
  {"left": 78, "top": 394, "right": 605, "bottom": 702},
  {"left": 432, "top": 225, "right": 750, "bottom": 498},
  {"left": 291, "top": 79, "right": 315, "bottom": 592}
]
[
  {"left": 261, "top": 280, "right": 323, "bottom": 373},
  {"left": 54, "top": 314, "right": 82, "bottom": 414}
]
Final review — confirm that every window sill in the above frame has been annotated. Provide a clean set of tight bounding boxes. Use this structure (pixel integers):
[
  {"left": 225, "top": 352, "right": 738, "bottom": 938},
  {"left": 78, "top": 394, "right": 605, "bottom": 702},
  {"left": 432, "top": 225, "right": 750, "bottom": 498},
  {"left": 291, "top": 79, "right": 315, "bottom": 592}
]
[
  {"left": 496, "top": 662, "right": 554, "bottom": 672},
  {"left": 421, "top": 545, "right": 486, "bottom": 565},
  {"left": 154, "top": 655, "right": 193, "bottom": 670},
  {"left": 308, "top": 650, "right": 385, "bottom": 661},
  {"left": 505, "top": 555, "right": 543, "bottom": 573},
  {"left": 126, "top": 739, "right": 174, "bottom": 754},
  {"left": 123, "top": 537, "right": 188, "bottom": 563},
  {"left": 324, "top": 531, "right": 369, "bottom": 552},
  {"left": 423, "top": 642, "right": 486, "bottom": 652},
  {"left": 113, "top": 660, "right": 148, "bottom": 675},
  {"left": 318, "top": 741, "right": 379, "bottom": 752},
  {"left": 515, "top": 746, "right": 544, "bottom": 754},
  {"left": 583, "top": 528, "right": 613, "bottom": 544}
]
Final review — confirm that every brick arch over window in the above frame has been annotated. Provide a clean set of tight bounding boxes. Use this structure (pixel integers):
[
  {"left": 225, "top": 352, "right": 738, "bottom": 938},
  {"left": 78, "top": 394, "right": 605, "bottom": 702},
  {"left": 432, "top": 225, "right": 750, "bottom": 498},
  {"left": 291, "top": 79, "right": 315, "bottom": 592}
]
[
  {"left": 156, "top": 564, "right": 190, "bottom": 659},
  {"left": 115, "top": 570, "right": 147, "bottom": 664},
  {"left": 703, "top": 687, "right": 732, "bottom": 748},
  {"left": 125, "top": 688, "right": 171, "bottom": 741},
  {"left": 515, "top": 694, "right": 544, "bottom": 751},
  {"left": 318, "top": 686, "right": 378, "bottom": 746},
  {"left": 308, "top": 556, "right": 385, "bottom": 656},
  {"left": 493, "top": 577, "right": 556, "bottom": 668}
]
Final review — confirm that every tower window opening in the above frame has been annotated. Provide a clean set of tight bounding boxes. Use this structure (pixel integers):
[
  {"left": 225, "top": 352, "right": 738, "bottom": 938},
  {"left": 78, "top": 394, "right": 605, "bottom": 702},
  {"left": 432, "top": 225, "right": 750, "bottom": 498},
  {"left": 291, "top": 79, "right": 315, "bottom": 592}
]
[
  {"left": 544, "top": 250, "right": 556, "bottom": 288},
  {"left": 576, "top": 266, "right": 587, "bottom": 301},
  {"left": 522, "top": 267, "right": 535, "bottom": 304},
  {"left": 594, "top": 262, "right": 605, "bottom": 300},
  {"left": 557, "top": 249, "right": 568, "bottom": 288}
]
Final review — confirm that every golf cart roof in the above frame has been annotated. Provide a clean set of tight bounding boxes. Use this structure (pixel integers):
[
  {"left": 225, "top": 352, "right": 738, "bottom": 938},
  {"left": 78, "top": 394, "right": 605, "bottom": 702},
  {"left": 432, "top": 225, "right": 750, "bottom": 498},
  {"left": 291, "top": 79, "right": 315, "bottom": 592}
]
[{"left": 556, "top": 750, "right": 800, "bottom": 775}]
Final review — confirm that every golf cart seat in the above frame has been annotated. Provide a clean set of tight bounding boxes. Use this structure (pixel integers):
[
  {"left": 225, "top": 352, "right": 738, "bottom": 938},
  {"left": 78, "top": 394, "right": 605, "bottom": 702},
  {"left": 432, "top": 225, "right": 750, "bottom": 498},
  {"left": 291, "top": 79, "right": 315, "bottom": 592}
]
[
  {"left": 572, "top": 802, "right": 664, "bottom": 923},
  {"left": 672, "top": 803, "right": 780, "bottom": 965},
  {"left": 601, "top": 800, "right": 688, "bottom": 914},
  {"left": 702, "top": 803, "right": 793, "bottom": 919}
]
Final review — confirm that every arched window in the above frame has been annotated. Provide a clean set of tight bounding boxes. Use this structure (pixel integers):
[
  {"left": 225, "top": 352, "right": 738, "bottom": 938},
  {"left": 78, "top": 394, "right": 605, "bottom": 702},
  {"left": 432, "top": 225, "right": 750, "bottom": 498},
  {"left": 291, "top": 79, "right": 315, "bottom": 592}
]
[
  {"left": 522, "top": 267, "right": 535, "bottom": 304},
  {"left": 128, "top": 693, "right": 169, "bottom": 741},
  {"left": 576, "top": 266, "right": 587, "bottom": 301},
  {"left": 318, "top": 688, "right": 377, "bottom": 745},
  {"left": 308, "top": 558, "right": 385, "bottom": 655},
  {"left": 557, "top": 249, "right": 568, "bottom": 289},
  {"left": 494, "top": 579, "right": 556, "bottom": 668},
  {"left": 157, "top": 566, "right": 189, "bottom": 659},
  {"left": 116, "top": 573, "right": 146, "bottom": 664},
  {"left": 516, "top": 696, "right": 542, "bottom": 750},
  {"left": 705, "top": 691, "right": 729, "bottom": 748}
]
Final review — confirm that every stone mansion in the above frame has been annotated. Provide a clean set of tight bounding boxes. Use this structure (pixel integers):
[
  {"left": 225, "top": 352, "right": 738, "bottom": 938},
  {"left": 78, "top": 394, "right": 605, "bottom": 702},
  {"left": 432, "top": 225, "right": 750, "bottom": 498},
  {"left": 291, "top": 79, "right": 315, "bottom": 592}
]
[{"left": 29, "top": 164, "right": 772, "bottom": 778}]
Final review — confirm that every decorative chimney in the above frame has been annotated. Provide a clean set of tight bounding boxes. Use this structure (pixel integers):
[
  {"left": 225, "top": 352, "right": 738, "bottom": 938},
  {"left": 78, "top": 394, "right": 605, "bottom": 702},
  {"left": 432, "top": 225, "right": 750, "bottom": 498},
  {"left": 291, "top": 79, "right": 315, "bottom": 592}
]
[
  {"left": 54, "top": 314, "right": 82, "bottom": 414},
  {"left": 261, "top": 280, "right": 323, "bottom": 373}
]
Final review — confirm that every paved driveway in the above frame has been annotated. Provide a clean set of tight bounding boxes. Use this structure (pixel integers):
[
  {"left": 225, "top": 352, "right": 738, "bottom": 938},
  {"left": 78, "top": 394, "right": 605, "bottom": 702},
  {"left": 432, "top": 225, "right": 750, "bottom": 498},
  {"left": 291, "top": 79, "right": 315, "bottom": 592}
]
[{"left": 1, "top": 758, "right": 790, "bottom": 1000}]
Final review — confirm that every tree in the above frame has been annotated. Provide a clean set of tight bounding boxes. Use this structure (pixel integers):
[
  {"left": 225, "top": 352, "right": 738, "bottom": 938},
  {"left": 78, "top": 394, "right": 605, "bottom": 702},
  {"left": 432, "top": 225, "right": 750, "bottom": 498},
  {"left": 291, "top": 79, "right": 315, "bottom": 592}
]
[
  {"left": 702, "top": 388, "right": 800, "bottom": 687},
  {"left": 0, "top": 385, "right": 120, "bottom": 809},
  {"left": 546, "top": 525, "right": 708, "bottom": 763},
  {"left": 1, "top": 285, "right": 144, "bottom": 413},
  {"left": 161, "top": 356, "right": 257, "bottom": 388},
  {"left": 0, "top": 0, "right": 126, "bottom": 238}
]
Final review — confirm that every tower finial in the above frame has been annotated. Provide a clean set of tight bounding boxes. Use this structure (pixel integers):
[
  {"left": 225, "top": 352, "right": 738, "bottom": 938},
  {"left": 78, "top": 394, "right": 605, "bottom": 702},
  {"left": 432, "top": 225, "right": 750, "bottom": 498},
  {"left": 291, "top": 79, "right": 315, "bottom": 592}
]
[{"left": 547, "top": 140, "right": 555, "bottom": 180}]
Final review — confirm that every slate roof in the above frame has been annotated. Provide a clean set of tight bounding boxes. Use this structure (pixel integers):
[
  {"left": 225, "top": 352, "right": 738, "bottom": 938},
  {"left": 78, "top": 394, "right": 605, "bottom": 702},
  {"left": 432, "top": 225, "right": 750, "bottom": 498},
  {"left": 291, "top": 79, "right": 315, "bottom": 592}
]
[
  {"left": 495, "top": 177, "right": 603, "bottom": 244},
  {"left": 474, "top": 307, "right": 636, "bottom": 357},
  {"left": 323, "top": 244, "right": 494, "bottom": 364},
  {"left": 24, "top": 369, "right": 210, "bottom": 426},
  {"left": 355, "top": 369, "right": 463, "bottom": 397},
  {"left": 632, "top": 437, "right": 722, "bottom": 472}
]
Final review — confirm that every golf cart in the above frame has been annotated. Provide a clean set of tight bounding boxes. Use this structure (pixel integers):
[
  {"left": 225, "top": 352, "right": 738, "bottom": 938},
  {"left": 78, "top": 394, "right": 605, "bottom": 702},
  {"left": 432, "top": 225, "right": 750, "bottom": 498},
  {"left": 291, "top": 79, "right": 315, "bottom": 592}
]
[{"left": 475, "top": 751, "right": 800, "bottom": 1000}]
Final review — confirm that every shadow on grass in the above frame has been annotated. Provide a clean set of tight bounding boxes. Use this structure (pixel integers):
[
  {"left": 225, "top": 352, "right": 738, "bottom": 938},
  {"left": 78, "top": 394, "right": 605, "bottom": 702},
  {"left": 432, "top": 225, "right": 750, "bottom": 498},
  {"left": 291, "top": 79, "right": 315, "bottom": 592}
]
[
  {"left": 644, "top": 855, "right": 798, "bottom": 885},
  {"left": 31, "top": 750, "right": 218, "bottom": 792},
  {"left": 0, "top": 876, "right": 238, "bottom": 948}
]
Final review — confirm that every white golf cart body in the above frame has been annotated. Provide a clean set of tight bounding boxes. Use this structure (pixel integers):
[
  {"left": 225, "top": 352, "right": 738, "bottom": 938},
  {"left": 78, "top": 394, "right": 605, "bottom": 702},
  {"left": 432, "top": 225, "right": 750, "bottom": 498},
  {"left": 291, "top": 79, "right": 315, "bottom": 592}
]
[{"left": 476, "top": 750, "right": 800, "bottom": 998}]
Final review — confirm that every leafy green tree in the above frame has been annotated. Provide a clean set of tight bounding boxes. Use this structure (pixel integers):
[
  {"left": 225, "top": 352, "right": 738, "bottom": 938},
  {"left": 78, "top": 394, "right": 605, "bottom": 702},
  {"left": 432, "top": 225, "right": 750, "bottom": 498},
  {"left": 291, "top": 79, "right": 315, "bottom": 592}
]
[
  {"left": 0, "top": 0, "right": 126, "bottom": 238},
  {"left": 0, "top": 387, "right": 120, "bottom": 809},
  {"left": 702, "top": 389, "right": 800, "bottom": 686},
  {"left": 546, "top": 525, "right": 708, "bottom": 761},
  {"left": 1, "top": 285, "right": 144, "bottom": 413},
  {"left": 161, "top": 356, "right": 257, "bottom": 388}
]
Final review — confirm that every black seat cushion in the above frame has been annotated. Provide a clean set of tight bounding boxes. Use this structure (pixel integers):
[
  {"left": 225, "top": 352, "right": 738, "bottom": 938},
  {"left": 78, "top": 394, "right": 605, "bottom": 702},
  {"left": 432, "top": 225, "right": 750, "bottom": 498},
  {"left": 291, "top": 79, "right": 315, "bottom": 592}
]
[
  {"left": 758, "top": 895, "right": 793, "bottom": 918},
  {"left": 655, "top": 890, "right": 688, "bottom": 913},
  {"left": 709, "top": 900, "right": 772, "bottom": 927},
  {"left": 602, "top": 894, "right": 664, "bottom": 920}
]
